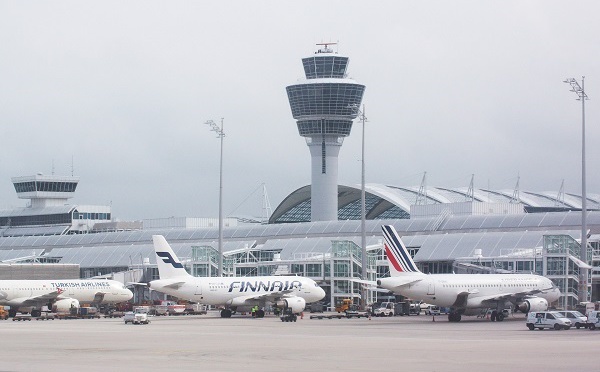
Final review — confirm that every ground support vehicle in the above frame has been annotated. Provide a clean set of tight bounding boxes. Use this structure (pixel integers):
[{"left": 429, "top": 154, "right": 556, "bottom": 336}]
[
  {"left": 12, "top": 313, "right": 32, "bottom": 321},
  {"left": 104, "top": 311, "right": 125, "bottom": 318},
  {"left": 36, "top": 312, "right": 56, "bottom": 320},
  {"left": 373, "top": 302, "right": 395, "bottom": 317},
  {"left": 184, "top": 303, "right": 207, "bottom": 315},
  {"left": 557, "top": 311, "right": 588, "bottom": 329},
  {"left": 280, "top": 309, "right": 297, "bottom": 322},
  {"left": 335, "top": 299, "right": 353, "bottom": 313},
  {"left": 154, "top": 305, "right": 169, "bottom": 316},
  {"left": 409, "top": 303, "right": 421, "bottom": 315},
  {"left": 586, "top": 311, "right": 600, "bottom": 330},
  {"left": 0, "top": 306, "right": 9, "bottom": 320},
  {"left": 124, "top": 311, "right": 150, "bottom": 325},
  {"left": 345, "top": 305, "right": 369, "bottom": 318},
  {"left": 77, "top": 307, "right": 101, "bottom": 319},
  {"left": 310, "top": 313, "right": 347, "bottom": 319},
  {"left": 425, "top": 305, "right": 441, "bottom": 315},
  {"left": 526, "top": 311, "right": 571, "bottom": 330}
]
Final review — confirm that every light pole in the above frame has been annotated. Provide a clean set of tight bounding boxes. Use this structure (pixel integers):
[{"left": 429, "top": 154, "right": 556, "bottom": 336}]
[
  {"left": 564, "top": 77, "right": 590, "bottom": 303},
  {"left": 205, "top": 118, "right": 225, "bottom": 277},
  {"left": 349, "top": 104, "right": 368, "bottom": 309}
]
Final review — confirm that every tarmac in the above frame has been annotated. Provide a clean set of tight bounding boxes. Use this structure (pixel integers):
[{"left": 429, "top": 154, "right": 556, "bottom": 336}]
[{"left": 0, "top": 311, "right": 595, "bottom": 371}]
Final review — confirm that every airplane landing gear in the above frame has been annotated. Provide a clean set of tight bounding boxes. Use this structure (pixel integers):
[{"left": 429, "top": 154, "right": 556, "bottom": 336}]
[
  {"left": 448, "top": 313, "right": 461, "bottom": 322},
  {"left": 220, "top": 309, "right": 232, "bottom": 318},
  {"left": 490, "top": 310, "right": 505, "bottom": 322}
]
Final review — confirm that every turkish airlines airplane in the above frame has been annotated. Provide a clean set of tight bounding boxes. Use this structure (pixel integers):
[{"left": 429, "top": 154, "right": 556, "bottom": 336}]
[
  {"left": 0, "top": 279, "right": 133, "bottom": 317},
  {"left": 149, "top": 235, "right": 326, "bottom": 318},
  {"left": 378, "top": 225, "right": 561, "bottom": 322}
]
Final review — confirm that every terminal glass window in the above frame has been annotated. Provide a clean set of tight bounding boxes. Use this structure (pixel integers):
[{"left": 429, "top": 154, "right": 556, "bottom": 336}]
[
  {"left": 257, "top": 265, "right": 275, "bottom": 276},
  {"left": 333, "top": 260, "right": 350, "bottom": 277},
  {"left": 352, "top": 262, "right": 361, "bottom": 278},
  {"left": 546, "top": 257, "right": 566, "bottom": 275},
  {"left": 306, "top": 263, "right": 322, "bottom": 277},
  {"left": 291, "top": 264, "right": 304, "bottom": 275},
  {"left": 236, "top": 267, "right": 257, "bottom": 277},
  {"left": 333, "top": 280, "right": 350, "bottom": 294}
]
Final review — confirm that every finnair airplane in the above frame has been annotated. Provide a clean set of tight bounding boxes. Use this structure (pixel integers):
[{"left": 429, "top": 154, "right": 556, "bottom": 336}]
[
  {"left": 0, "top": 279, "right": 133, "bottom": 317},
  {"left": 149, "top": 235, "right": 326, "bottom": 318},
  {"left": 378, "top": 225, "right": 561, "bottom": 322}
]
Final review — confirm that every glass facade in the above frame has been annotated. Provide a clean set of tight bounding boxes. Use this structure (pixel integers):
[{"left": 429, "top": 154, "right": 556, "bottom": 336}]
[
  {"left": 13, "top": 181, "right": 78, "bottom": 193},
  {"left": 274, "top": 199, "right": 312, "bottom": 223},
  {"left": 72, "top": 211, "right": 111, "bottom": 221},
  {"left": 287, "top": 83, "right": 366, "bottom": 122},
  {"left": 297, "top": 119, "right": 352, "bottom": 136},
  {"left": 338, "top": 194, "right": 382, "bottom": 220},
  {"left": 302, "top": 56, "right": 349, "bottom": 79},
  {"left": 0, "top": 213, "right": 72, "bottom": 227}
]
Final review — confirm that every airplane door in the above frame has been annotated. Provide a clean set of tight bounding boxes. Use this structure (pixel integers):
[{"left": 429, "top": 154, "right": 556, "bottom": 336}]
[
  {"left": 427, "top": 281, "right": 435, "bottom": 295},
  {"left": 194, "top": 283, "right": 202, "bottom": 296}
]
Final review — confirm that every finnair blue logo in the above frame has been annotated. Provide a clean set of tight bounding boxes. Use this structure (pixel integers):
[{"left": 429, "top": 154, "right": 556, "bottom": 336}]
[{"left": 157, "top": 252, "right": 184, "bottom": 268}]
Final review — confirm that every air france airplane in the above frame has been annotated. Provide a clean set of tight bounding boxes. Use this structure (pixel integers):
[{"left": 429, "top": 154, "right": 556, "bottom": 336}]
[
  {"left": 149, "top": 235, "right": 326, "bottom": 318},
  {"left": 0, "top": 279, "right": 133, "bottom": 317},
  {"left": 378, "top": 225, "right": 561, "bottom": 322}
]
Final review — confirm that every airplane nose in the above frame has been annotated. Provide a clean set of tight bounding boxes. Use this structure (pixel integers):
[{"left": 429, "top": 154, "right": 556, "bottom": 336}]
[{"left": 318, "top": 287, "right": 326, "bottom": 300}]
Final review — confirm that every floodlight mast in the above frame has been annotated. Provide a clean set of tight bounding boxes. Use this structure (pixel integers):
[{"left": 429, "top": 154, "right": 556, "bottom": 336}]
[
  {"left": 349, "top": 103, "right": 368, "bottom": 309},
  {"left": 564, "top": 77, "right": 590, "bottom": 303},
  {"left": 205, "top": 118, "right": 225, "bottom": 277}
]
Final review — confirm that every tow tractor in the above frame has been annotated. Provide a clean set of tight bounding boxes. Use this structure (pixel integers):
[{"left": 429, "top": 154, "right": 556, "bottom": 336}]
[{"left": 280, "top": 308, "right": 298, "bottom": 322}]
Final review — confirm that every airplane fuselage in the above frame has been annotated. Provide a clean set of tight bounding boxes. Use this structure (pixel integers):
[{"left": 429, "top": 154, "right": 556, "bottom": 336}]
[
  {"left": 149, "top": 276, "right": 324, "bottom": 307},
  {"left": 0, "top": 279, "right": 133, "bottom": 307},
  {"left": 380, "top": 273, "right": 560, "bottom": 313}
]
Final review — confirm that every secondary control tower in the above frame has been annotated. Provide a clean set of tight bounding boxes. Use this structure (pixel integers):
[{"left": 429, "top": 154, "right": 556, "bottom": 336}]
[{"left": 286, "top": 43, "right": 365, "bottom": 221}]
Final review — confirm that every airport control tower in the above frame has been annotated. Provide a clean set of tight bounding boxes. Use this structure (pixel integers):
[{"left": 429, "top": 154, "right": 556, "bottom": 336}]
[
  {"left": 12, "top": 174, "right": 79, "bottom": 208},
  {"left": 286, "top": 43, "right": 365, "bottom": 221}
]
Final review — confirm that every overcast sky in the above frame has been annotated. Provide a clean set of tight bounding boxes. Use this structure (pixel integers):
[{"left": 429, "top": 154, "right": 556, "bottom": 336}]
[{"left": 1, "top": 1, "right": 599, "bottom": 221}]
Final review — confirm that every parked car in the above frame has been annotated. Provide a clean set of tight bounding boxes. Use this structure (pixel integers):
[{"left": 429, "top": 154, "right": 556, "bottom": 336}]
[{"left": 526, "top": 311, "right": 571, "bottom": 330}]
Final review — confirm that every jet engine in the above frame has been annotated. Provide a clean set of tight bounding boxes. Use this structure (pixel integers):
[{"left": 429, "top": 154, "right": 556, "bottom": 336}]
[
  {"left": 52, "top": 298, "right": 80, "bottom": 314},
  {"left": 517, "top": 297, "right": 548, "bottom": 313},
  {"left": 276, "top": 297, "right": 306, "bottom": 314}
]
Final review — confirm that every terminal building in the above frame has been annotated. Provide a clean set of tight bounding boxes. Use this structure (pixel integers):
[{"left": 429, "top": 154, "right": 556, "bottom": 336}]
[{"left": 1, "top": 45, "right": 598, "bottom": 310}]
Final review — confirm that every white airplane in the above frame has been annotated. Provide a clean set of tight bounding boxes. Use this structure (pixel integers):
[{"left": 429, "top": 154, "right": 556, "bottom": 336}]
[
  {"left": 377, "top": 225, "right": 561, "bottom": 322},
  {"left": 0, "top": 279, "right": 133, "bottom": 317},
  {"left": 149, "top": 235, "right": 326, "bottom": 318}
]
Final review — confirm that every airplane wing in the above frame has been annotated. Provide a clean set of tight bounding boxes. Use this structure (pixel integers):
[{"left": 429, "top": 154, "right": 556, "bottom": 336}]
[
  {"left": 8, "top": 291, "right": 63, "bottom": 307},
  {"left": 162, "top": 281, "right": 186, "bottom": 290},
  {"left": 348, "top": 278, "right": 378, "bottom": 287},
  {"left": 378, "top": 276, "right": 423, "bottom": 291},
  {"left": 228, "top": 289, "right": 298, "bottom": 306},
  {"left": 480, "top": 286, "right": 556, "bottom": 303}
]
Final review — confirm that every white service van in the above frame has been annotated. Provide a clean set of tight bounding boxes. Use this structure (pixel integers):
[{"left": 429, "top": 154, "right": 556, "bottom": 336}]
[
  {"left": 557, "top": 311, "right": 588, "bottom": 329},
  {"left": 526, "top": 311, "right": 571, "bottom": 331},
  {"left": 586, "top": 310, "right": 600, "bottom": 330}
]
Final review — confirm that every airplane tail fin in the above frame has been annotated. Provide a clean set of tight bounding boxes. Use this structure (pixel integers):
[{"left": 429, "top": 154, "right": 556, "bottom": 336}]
[
  {"left": 153, "top": 235, "right": 191, "bottom": 279},
  {"left": 382, "top": 225, "right": 423, "bottom": 277}
]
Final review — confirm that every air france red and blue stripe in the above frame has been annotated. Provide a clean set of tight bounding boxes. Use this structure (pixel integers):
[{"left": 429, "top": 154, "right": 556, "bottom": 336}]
[{"left": 382, "top": 225, "right": 420, "bottom": 274}]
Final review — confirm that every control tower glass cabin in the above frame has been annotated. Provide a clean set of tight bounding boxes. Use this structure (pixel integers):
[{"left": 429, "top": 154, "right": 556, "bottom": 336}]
[{"left": 286, "top": 44, "right": 365, "bottom": 221}]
